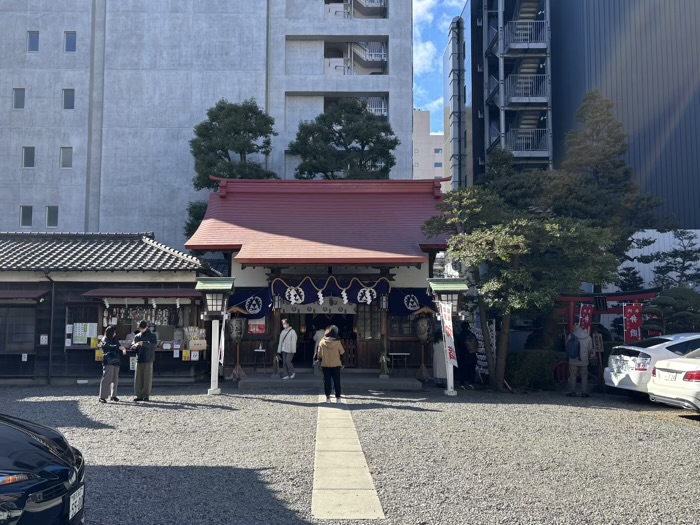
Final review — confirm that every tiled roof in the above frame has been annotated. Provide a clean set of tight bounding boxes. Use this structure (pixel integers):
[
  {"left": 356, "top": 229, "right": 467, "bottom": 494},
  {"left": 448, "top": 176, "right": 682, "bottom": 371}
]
[
  {"left": 186, "top": 179, "right": 448, "bottom": 265},
  {"left": 0, "top": 232, "right": 206, "bottom": 272}
]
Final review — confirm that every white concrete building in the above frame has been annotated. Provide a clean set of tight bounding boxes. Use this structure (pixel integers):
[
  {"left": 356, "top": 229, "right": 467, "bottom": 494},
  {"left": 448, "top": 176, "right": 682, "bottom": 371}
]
[
  {"left": 412, "top": 109, "right": 445, "bottom": 182},
  {"left": 0, "top": 0, "right": 412, "bottom": 249}
]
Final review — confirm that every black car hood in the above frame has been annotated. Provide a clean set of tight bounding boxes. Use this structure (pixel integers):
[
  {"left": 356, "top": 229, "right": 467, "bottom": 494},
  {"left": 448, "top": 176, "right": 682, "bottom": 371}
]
[{"left": 0, "top": 414, "right": 75, "bottom": 477}]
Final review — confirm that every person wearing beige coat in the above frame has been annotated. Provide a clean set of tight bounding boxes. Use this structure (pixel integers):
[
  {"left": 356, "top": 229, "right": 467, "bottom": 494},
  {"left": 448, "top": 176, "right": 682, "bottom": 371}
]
[{"left": 317, "top": 325, "right": 345, "bottom": 403}]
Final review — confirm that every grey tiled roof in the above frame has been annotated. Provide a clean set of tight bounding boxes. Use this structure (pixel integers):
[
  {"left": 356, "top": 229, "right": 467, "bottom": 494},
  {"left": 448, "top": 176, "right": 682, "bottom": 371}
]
[{"left": 0, "top": 232, "right": 206, "bottom": 272}]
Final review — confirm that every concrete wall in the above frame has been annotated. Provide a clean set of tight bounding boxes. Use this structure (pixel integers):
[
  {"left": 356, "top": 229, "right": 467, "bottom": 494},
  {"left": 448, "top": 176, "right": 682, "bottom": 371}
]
[
  {"left": 0, "top": 0, "right": 413, "bottom": 249},
  {"left": 412, "top": 110, "right": 445, "bottom": 183},
  {"left": 0, "top": 1, "right": 91, "bottom": 232}
]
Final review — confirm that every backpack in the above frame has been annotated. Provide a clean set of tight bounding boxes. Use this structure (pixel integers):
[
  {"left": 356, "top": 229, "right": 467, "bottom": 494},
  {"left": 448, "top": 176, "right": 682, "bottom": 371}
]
[{"left": 566, "top": 335, "right": 580, "bottom": 359}]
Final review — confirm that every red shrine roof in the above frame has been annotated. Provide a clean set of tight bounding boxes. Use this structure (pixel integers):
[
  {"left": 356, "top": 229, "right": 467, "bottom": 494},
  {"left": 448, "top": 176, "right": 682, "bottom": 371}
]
[{"left": 186, "top": 178, "right": 448, "bottom": 265}]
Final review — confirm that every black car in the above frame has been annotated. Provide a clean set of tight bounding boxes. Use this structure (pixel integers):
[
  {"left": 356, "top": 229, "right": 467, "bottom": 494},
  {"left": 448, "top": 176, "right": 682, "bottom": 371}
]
[{"left": 0, "top": 414, "right": 85, "bottom": 525}]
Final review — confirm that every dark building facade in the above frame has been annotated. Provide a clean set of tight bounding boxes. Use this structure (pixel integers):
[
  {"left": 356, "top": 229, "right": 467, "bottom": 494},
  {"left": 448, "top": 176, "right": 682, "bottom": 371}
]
[
  {"left": 446, "top": 0, "right": 700, "bottom": 227},
  {"left": 550, "top": 0, "right": 700, "bottom": 228}
]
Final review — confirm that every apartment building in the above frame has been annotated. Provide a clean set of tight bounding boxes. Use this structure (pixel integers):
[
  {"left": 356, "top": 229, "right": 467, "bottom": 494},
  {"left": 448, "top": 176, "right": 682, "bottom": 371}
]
[
  {"left": 0, "top": 0, "right": 412, "bottom": 249},
  {"left": 412, "top": 110, "right": 445, "bottom": 182}
]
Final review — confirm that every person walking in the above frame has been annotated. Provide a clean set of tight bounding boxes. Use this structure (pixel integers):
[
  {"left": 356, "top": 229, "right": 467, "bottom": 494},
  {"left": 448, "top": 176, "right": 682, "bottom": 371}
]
[
  {"left": 566, "top": 324, "right": 593, "bottom": 398},
  {"left": 277, "top": 318, "right": 298, "bottom": 379},
  {"left": 131, "top": 320, "right": 157, "bottom": 402},
  {"left": 317, "top": 325, "right": 345, "bottom": 403},
  {"left": 98, "top": 325, "right": 126, "bottom": 403}
]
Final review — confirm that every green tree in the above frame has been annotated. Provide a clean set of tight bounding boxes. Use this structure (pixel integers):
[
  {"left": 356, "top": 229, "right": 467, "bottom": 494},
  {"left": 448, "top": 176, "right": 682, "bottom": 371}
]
[
  {"left": 616, "top": 266, "right": 644, "bottom": 292},
  {"left": 642, "top": 288, "right": 700, "bottom": 334},
  {"left": 424, "top": 154, "right": 618, "bottom": 390},
  {"left": 183, "top": 200, "right": 208, "bottom": 239},
  {"left": 638, "top": 230, "right": 700, "bottom": 289},
  {"left": 189, "top": 98, "right": 278, "bottom": 190},
  {"left": 288, "top": 99, "right": 399, "bottom": 180},
  {"left": 545, "top": 90, "right": 659, "bottom": 259}
]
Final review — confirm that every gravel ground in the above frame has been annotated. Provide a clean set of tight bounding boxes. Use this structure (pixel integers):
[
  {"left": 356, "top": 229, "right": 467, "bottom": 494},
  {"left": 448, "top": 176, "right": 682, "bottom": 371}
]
[{"left": 1, "top": 384, "right": 699, "bottom": 525}]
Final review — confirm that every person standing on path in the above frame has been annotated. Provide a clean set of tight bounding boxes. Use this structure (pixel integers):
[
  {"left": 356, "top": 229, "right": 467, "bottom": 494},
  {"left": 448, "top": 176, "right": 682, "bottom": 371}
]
[
  {"left": 131, "top": 320, "right": 157, "bottom": 402},
  {"left": 98, "top": 325, "right": 126, "bottom": 403},
  {"left": 566, "top": 324, "right": 593, "bottom": 398},
  {"left": 317, "top": 325, "right": 345, "bottom": 403},
  {"left": 277, "top": 319, "right": 298, "bottom": 379}
]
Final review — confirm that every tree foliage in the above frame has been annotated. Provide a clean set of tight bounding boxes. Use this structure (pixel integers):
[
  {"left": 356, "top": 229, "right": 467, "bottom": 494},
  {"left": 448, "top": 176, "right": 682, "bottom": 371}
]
[
  {"left": 288, "top": 99, "right": 399, "bottom": 180},
  {"left": 638, "top": 230, "right": 700, "bottom": 289},
  {"left": 424, "top": 152, "right": 618, "bottom": 390},
  {"left": 616, "top": 266, "right": 644, "bottom": 292},
  {"left": 642, "top": 288, "right": 700, "bottom": 334},
  {"left": 189, "top": 98, "right": 278, "bottom": 190},
  {"left": 545, "top": 90, "right": 660, "bottom": 259},
  {"left": 183, "top": 200, "right": 208, "bottom": 240}
]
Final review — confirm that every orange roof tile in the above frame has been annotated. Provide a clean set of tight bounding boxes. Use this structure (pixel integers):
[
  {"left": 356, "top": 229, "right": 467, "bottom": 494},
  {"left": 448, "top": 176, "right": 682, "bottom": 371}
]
[{"left": 186, "top": 179, "right": 447, "bottom": 265}]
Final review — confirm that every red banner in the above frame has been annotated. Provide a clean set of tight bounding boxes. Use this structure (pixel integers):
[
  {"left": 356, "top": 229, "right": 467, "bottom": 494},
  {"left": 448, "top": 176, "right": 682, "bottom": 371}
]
[
  {"left": 579, "top": 305, "right": 594, "bottom": 333},
  {"left": 624, "top": 303, "right": 643, "bottom": 343}
]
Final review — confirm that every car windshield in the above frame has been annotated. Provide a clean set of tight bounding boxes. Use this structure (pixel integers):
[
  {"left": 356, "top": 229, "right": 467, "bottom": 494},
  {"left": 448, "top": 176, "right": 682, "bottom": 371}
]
[{"left": 621, "top": 337, "right": 672, "bottom": 349}]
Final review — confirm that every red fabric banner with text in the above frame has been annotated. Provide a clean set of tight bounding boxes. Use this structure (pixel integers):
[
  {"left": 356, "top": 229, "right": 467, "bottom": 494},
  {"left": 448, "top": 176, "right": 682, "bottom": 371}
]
[{"left": 624, "top": 303, "right": 643, "bottom": 343}]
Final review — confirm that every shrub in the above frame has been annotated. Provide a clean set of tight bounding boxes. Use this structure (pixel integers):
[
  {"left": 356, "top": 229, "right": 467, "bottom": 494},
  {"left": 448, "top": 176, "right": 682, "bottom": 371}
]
[{"left": 505, "top": 349, "right": 564, "bottom": 390}]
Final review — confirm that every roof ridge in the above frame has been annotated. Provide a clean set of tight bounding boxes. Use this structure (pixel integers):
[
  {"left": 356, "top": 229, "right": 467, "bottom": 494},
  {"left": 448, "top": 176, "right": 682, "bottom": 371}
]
[
  {"left": 140, "top": 235, "right": 203, "bottom": 266},
  {"left": 0, "top": 231, "right": 154, "bottom": 240}
]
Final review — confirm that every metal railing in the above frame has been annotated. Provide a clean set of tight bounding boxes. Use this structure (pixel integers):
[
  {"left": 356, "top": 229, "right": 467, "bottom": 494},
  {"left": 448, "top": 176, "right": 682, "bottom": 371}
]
[
  {"left": 504, "top": 20, "right": 548, "bottom": 48},
  {"left": 504, "top": 129, "right": 548, "bottom": 153},
  {"left": 505, "top": 74, "right": 548, "bottom": 103},
  {"left": 364, "top": 96, "right": 388, "bottom": 117},
  {"left": 352, "top": 42, "right": 387, "bottom": 61},
  {"left": 355, "top": 0, "right": 386, "bottom": 6}
]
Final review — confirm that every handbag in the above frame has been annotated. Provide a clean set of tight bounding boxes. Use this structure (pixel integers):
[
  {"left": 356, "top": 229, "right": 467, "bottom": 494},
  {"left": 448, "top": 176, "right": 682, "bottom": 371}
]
[{"left": 313, "top": 359, "right": 322, "bottom": 377}]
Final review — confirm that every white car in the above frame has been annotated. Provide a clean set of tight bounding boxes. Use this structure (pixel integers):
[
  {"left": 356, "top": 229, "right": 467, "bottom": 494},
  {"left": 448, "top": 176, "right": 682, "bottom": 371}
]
[
  {"left": 648, "top": 349, "right": 700, "bottom": 412},
  {"left": 604, "top": 334, "right": 700, "bottom": 393}
]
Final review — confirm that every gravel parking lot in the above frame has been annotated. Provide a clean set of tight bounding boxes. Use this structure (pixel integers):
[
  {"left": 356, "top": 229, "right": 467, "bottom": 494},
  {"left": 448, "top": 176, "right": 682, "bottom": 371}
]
[{"left": 2, "top": 384, "right": 699, "bottom": 525}]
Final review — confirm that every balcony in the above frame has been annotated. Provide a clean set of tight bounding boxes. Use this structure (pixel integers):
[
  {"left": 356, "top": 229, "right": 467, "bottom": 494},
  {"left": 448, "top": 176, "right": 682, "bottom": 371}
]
[
  {"left": 324, "top": 42, "right": 387, "bottom": 76},
  {"left": 325, "top": 0, "right": 387, "bottom": 19},
  {"left": 504, "top": 20, "right": 548, "bottom": 53},
  {"left": 504, "top": 128, "right": 549, "bottom": 157},
  {"left": 504, "top": 74, "right": 548, "bottom": 105}
]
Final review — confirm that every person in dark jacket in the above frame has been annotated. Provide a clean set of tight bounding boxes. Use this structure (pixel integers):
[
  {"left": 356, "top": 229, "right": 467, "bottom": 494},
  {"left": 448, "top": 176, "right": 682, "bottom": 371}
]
[
  {"left": 131, "top": 320, "right": 157, "bottom": 402},
  {"left": 98, "top": 325, "right": 126, "bottom": 403},
  {"left": 455, "top": 321, "right": 478, "bottom": 390},
  {"left": 317, "top": 325, "right": 345, "bottom": 404}
]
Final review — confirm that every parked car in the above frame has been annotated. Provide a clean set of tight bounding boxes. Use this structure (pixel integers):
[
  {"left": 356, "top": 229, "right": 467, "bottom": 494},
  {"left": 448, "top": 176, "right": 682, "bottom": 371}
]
[
  {"left": 603, "top": 333, "right": 700, "bottom": 394},
  {"left": 648, "top": 348, "right": 700, "bottom": 412},
  {"left": 0, "top": 414, "right": 85, "bottom": 525}
]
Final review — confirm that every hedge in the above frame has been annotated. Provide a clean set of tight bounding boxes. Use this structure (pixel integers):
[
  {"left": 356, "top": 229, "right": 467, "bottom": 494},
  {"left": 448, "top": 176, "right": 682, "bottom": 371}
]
[{"left": 505, "top": 349, "right": 566, "bottom": 391}]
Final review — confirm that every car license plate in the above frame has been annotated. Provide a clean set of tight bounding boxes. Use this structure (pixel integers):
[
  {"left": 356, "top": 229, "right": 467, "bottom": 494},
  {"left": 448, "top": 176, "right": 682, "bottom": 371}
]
[
  {"left": 69, "top": 485, "right": 84, "bottom": 520},
  {"left": 661, "top": 371, "right": 676, "bottom": 381}
]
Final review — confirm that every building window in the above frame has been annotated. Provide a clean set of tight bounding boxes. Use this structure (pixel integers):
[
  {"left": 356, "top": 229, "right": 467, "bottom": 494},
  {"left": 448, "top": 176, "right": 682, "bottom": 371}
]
[
  {"left": 0, "top": 307, "right": 36, "bottom": 354},
  {"left": 60, "top": 147, "right": 73, "bottom": 168},
  {"left": 20, "top": 206, "right": 32, "bottom": 227},
  {"left": 390, "top": 314, "right": 415, "bottom": 337},
  {"left": 64, "top": 31, "right": 76, "bottom": 53},
  {"left": 27, "top": 31, "right": 39, "bottom": 52},
  {"left": 434, "top": 162, "right": 443, "bottom": 168},
  {"left": 13, "top": 88, "right": 25, "bottom": 109},
  {"left": 63, "top": 89, "right": 75, "bottom": 110},
  {"left": 434, "top": 148, "right": 443, "bottom": 154},
  {"left": 22, "top": 147, "right": 35, "bottom": 168},
  {"left": 46, "top": 206, "right": 58, "bottom": 228}
]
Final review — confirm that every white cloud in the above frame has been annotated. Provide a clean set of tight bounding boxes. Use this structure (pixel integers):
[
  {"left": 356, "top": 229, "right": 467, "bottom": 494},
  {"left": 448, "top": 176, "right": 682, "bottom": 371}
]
[
  {"left": 413, "top": 0, "right": 439, "bottom": 26},
  {"left": 414, "top": 39, "right": 437, "bottom": 76},
  {"left": 423, "top": 97, "right": 444, "bottom": 113},
  {"left": 441, "top": 0, "right": 465, "bottom": 10}
]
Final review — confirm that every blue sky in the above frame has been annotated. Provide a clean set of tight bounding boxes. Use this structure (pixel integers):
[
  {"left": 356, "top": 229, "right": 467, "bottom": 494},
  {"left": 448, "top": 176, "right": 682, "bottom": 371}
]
[{"left": 413, "top": 0, "right": 465, "bottom": 135}]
